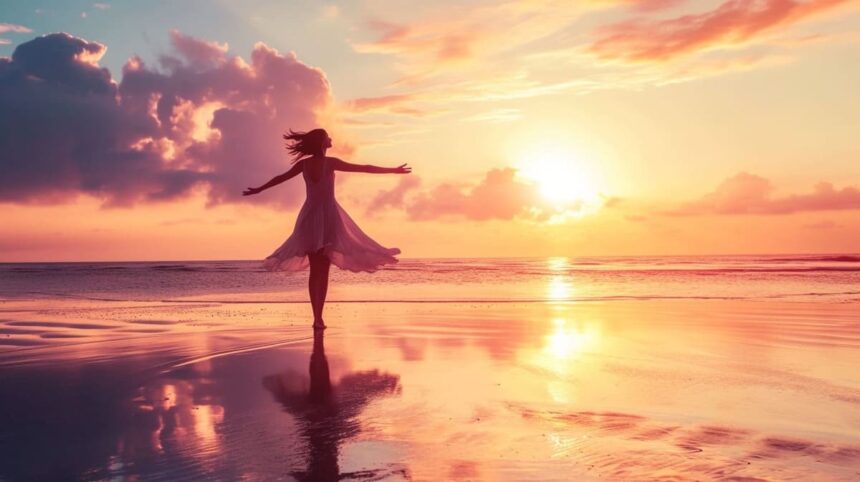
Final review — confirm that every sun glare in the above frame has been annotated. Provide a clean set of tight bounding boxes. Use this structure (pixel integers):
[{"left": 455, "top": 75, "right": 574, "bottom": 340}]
[{"left": 515, "top": 145, "right": 602, "bottom": 219}]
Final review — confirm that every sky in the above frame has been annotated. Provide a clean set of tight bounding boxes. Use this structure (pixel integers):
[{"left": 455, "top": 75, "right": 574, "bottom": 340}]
[{"left": 1, "top": 0, "right": 859, "bottom": 261}]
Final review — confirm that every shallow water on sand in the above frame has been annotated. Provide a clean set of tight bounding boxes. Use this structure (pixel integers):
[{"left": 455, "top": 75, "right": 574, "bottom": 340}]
[{"left": 0, "top": 298, "right": 858, "bottom": 481}]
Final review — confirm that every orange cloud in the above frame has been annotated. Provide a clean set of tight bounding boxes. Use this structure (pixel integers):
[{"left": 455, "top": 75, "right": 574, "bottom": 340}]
[
  {"left": 668, "top": 172, "right": 860, "bottom": 215},
  {"left": 346, "top": 93, "right": 414, "bottom": 111},
  {"left": 342, "top": 93, "right": 428, "bottom": 116},
  {"left": 346, "top": 0, "right": 835, "bottom": 112},
  {"left": 353, "top": 1, "right": 588, "bottom": 84},
  {"left": 591, "top": 0, "right": 851, "bottom": 62}
]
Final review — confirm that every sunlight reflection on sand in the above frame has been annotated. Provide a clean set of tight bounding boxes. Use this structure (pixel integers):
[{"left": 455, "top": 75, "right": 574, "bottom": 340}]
[{"left": 0, "top": 292, "right": 858, "bottom": 480}]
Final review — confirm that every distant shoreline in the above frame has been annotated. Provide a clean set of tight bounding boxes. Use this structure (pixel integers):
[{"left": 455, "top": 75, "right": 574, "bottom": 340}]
[{"left": 2, "top": 252, "right": 859, "bottom": 265}]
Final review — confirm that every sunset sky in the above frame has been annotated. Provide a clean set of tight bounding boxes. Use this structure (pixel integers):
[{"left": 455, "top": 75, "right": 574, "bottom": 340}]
[{"left": 1, "top": 0, "right": 859, "bottom": 261}]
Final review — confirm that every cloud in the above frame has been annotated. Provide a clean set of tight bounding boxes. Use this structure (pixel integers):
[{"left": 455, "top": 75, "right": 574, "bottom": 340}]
[
  {"left": 463, "top": 108, "right": 522, "bottom": 123},
  {"left": 668, "top": 172, "right": 860, "bottom": 215},
  {"left": 343, "top": 93, "right": 425, "bottom": 116},
  {"left": 353, "top": 0, "right": 681, "bottom": 72},
  {"left": 0, "top": 23, "right": 32, "bottom": 34},
  {"left": 590, "top": 0, "right": 851, "bottom": 63},
  {"left": 364, "top": 168, "right": 541, "bottom": 221},
  {"left": 354, "top": 1, "right": 586, "bottom": 82},
  {"left": 166, "top": 29, "right": 228, "bottom": 69},
  {"left": 624, "top": 0, "right": 686, "bottom": 11},
  {"left": 404, "top": 168, "right": 544, "bottom": 221},
  {"left": 366, "top": 166, "right": 612, "bottom": 222},
  {"left": 0, "top": 32, "right": 334, "bottom": 207},
  {"left": 366, "top": 175, "right": 421, "bottom": 215},
  {"left": 0, "top": 22, "right": 32, "bottom": 44},
  {"left": 344, "top": 0, "right": 832, "bottom": 117}
]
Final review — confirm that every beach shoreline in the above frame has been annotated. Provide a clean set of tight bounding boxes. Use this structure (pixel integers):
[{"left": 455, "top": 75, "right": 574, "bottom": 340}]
[{"left": 1, "top": 295, "right": 858, "bottom": 480}]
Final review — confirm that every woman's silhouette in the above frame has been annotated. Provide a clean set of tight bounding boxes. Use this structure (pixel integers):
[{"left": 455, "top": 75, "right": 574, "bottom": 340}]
[{"left": 244, "top": 129, "right": 410, "bottom": 329}]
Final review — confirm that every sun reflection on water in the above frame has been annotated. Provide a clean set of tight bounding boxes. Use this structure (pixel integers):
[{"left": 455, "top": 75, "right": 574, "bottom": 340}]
[
  {"left": 544, "top": 318, "right": 595, "bottom": 362},
  {"left": 547, "top": 276, "right": 573, "bottom": 301},
  {"left": 546, "top": 318, "right": 595, "bottom": 361},
  {"left": 191, "top": 404, "right": 225, "bottom": 449},
  {"left": 547, "top": 257, "right": 571, "bottom": 272},
  {"left": 524, "top": 314, "right": 601, "bottom": 407},
  {"left": 546, "top": 257, "right": 575, "bottom": 302}
]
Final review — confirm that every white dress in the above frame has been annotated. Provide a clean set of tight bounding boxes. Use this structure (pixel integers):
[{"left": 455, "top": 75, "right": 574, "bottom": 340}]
[{"left": 263, "top": 157, "right": 400, "bottom": 273}]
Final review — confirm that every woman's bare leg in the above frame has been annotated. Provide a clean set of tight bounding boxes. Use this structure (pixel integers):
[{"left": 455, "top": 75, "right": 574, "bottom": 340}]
[
  {"left": 308, "top": 251, "right": 331, "bottom": 329},
  {"left": 309, "top": 253, "right": 320, "bottom": 324}
]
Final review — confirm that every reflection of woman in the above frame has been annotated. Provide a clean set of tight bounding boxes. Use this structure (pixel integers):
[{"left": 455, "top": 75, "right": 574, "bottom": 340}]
[{"left": 262, "top": 331, "right": 400, "bottom": 480}]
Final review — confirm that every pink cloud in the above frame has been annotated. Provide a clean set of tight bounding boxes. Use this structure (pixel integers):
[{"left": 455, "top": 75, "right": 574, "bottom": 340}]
[
  {"left": 396, "top": 168, "right": 540, "bottom": 221},
  {"left": 166, "top": 29, "right": 229, "bottom": 69},
  {"left": 352, "top": 1, "right": 589, "bottom": 83},
  {"left": 668, "top": 172, "right": 860, "bottom": 215},
  {"left": 368, "top": 166, "right": 614, "bottom": 222},
  {"left": 366, "top": 175, "right": 421, "bottom": 215},
  {"left": 0, "top": 31, "right": 334, "bottom": 207},
  {"left": 348, "top": 0, "right": 753, "bottom": 105},
  {"left": 591, "top": 0, "right": 850, "bottom": 62},
  {"left": 343, "top": 93, "right": 427, "bottom": 116},
  {"left": 0, "top": 23, "right": 32, "bottom": 34},
  {"left": 595, "top": 0, "right": 686, "bottom": 11},
  {"left": 0, "top": 25, "right": 30, "bottom": 48},
  {"left": 406, "top": 168, "right": 540, "bottom": 221}
]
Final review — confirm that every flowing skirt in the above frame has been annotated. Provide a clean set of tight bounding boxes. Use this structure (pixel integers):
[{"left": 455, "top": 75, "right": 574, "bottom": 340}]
[{"left": 263, "top": 200, "right": 400, "bottom": 273}]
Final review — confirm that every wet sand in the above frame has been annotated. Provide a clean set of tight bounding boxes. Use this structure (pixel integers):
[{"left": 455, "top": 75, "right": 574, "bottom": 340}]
[{"left": 0, "top": 298, "right": 858, "bottom": 481}]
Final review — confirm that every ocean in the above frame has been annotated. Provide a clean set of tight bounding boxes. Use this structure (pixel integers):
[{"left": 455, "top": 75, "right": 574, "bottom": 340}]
[{"left": 2, "top": 254, "right": 859, "bottom": 303}]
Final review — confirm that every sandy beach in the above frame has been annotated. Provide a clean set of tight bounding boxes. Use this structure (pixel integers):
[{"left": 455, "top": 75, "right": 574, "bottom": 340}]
[{"left": 1, "top": 294, "right": 858, "bottom": 481}]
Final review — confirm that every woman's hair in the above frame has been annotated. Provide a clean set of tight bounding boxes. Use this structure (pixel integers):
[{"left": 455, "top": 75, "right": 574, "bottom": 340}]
[{"left": 283, "top": 128, "right": 328, "bottom": 162}]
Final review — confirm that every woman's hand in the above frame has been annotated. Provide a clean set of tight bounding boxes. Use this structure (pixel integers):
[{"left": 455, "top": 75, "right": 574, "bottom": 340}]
[
  {"left": 243, "top": 187, "right": 263, "bottom": 196},
  {"left": 392, "top": 163, "right": 412, "bottom": 174}
]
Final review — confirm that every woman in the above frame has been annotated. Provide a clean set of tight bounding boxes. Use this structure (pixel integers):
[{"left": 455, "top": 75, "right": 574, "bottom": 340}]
[{"left": 243, "top": 128, "right": 410, "bottom": 329}]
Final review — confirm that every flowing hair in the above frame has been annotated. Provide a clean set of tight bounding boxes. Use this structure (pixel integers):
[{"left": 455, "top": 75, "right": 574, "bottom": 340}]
[{"left": 283, "top": 128, "right": 328, "bottom": 163}]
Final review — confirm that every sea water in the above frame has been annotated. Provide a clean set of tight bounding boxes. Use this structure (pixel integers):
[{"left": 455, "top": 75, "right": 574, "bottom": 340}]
[{"left": 2, "top": 254, "right": 859, "bottom": 303}]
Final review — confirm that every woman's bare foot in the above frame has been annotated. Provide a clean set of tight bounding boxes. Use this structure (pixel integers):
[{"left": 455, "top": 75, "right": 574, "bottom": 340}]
[{"left": 313, "top": 319, "right": 327, "bottom": 330}]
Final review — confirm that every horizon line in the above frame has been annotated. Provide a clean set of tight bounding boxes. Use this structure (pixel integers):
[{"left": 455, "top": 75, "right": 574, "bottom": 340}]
[{"left": 1, "top": 251, "right": 858, "bottom": 264}]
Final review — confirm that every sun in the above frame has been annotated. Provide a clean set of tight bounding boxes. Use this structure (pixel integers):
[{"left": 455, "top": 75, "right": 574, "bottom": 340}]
[{"left": 515, "top": 145, "right": 602, "bottom": 217}]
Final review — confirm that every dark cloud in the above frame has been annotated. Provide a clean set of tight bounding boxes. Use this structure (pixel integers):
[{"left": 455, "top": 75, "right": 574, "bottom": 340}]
[{"left": 0, "top": 31, "right": 334, "bottom": 207}]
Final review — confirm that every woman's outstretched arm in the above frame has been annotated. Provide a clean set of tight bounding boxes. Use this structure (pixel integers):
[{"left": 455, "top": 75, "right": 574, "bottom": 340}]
[
  {"left": 330, "top": 158, "right": 411, "bottom": 174},
  {"left": 243, "top": 160, "right": 304, "bottom": 196}
]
